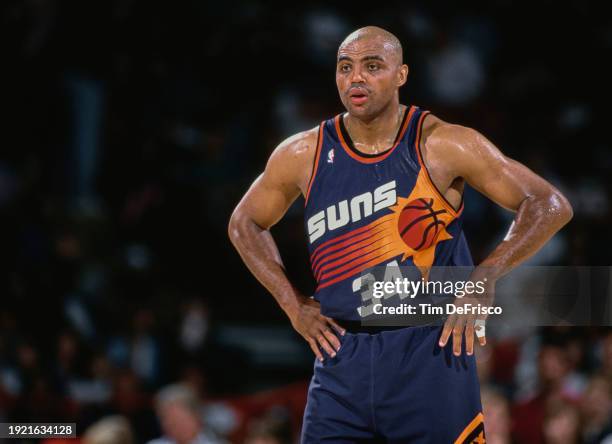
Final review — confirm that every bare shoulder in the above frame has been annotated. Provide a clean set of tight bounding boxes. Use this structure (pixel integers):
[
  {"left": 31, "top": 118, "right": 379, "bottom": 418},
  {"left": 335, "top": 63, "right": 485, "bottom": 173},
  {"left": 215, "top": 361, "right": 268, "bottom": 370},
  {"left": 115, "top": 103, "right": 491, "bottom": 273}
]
[
  {"left": 270, "top": 126, "right": 319, "bottom": 165},
  {"left": 421, "top": 113, "right": 497, "bottom": 159},
  {"left": 266, "top": 125, "right": 321, "bottom": 194},
  {"left": 420, "top": 113, "right": 509, "bottom": 185}
]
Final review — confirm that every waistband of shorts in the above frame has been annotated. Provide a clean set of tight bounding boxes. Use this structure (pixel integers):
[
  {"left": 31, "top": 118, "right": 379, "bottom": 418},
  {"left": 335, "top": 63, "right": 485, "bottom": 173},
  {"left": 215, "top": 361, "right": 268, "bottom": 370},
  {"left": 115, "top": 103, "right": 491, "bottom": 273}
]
[{"left": 335, "top": 320, "right": 414, "bottom": 334}]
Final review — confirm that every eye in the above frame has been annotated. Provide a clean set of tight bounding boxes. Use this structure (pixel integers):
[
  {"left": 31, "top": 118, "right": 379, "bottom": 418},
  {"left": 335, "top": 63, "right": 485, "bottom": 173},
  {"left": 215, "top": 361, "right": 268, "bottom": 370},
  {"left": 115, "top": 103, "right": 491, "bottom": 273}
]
[
  {"left": 339, "top": 64, "right": 351, "bottom": 73},
  {"left": 368, "top": 63, "right": 379, "bottom": 71}
]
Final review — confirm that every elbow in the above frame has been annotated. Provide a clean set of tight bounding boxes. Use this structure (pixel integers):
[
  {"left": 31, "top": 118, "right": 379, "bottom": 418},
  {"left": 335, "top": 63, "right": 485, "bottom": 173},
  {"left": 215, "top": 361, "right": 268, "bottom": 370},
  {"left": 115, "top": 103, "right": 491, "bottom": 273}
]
[
  {"left": 549, "top": 190, "right": 573, "bottom": 227},
  {"left": 561, "top": 199, "right": 574, "bottom": 225},
  {"left": 228, "top": 208, "right": 243, "bottom": 247},
  {"left": 228, "top": 204, "right": 270, "bottom": 248}
]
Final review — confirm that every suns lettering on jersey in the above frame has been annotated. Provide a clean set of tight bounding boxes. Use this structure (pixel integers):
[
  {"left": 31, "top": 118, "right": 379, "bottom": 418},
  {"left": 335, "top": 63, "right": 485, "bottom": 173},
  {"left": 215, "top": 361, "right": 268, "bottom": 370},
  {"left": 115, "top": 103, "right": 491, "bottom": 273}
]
[{"left": 307, "top": 181, "right": 396, "bottom": 243}]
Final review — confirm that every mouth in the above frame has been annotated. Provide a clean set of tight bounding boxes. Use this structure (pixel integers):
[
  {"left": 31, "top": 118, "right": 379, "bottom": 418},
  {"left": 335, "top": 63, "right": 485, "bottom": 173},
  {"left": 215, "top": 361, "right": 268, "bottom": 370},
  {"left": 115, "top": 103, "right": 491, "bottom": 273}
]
[{"left": 348, "top": 87, "right": 369, "bottom": 105}]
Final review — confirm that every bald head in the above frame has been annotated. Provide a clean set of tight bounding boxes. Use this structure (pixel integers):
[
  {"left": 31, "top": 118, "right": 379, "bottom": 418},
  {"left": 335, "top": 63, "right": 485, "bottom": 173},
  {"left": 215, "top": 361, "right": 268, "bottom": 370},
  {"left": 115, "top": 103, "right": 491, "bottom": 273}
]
[
  {"left": 335, "top": 26, "right": 408, "bottom": 118},
  {"left": 338, "top": 26, "right": 403, "bottom": 65}
]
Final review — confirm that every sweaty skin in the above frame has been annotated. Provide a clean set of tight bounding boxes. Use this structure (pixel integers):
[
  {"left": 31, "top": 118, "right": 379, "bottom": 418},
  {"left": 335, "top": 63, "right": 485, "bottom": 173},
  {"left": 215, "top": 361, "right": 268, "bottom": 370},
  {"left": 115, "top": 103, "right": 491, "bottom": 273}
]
[{"left": 228, "top": 26, "right": 573, "bottom": 361}]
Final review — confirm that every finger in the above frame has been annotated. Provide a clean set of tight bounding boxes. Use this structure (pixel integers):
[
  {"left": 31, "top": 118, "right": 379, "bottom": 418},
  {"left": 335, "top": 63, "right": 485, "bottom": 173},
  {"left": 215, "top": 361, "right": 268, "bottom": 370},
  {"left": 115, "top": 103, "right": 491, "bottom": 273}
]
[
  {"left": 465, "top": 316, "right": 475, "bottom": 356},
  {"left": 308, "top": 339, "right": 324, "bottom": 362},
  {"left": 324, "top": 317, "right": 346, "bottom": 336},
  {"left": 317, "top": 334, "right": 337, "bottom": 358},
  {"left": 475, "top": 319, "right": 487, "bottom": 346},
  {"left": 478, "top": 334, "right": 487, "bottom": 346},
  {"left": 452, "top": 317, "right": 466, "bottom": 356},
  {"left": 439, "top": 315, "right": 456, "bottom": 347},
  {"left": 322, "top": 328, "right": 341, "bottom": 352}
]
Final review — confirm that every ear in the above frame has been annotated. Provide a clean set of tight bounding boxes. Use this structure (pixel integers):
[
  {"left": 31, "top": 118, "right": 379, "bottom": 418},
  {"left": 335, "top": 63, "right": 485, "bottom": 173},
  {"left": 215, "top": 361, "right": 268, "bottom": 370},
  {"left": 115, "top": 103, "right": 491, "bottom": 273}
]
[{"left": 398, "top": 64, "right": 409, "bottom": 87}]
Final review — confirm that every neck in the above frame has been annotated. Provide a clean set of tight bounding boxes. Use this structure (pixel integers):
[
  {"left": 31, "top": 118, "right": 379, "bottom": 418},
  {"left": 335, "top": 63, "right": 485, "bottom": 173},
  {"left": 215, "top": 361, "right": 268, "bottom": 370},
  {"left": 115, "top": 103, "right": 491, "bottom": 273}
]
[{"left": 344, "top": 100, "right": 403, "bottom": 154}]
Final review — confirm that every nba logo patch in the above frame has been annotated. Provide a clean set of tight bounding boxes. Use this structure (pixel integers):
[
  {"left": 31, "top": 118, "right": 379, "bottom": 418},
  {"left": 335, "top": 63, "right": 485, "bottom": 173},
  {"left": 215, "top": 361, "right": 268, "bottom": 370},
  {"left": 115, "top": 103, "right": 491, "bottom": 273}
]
[{"left": 327, "top": 148, "right": 335, "bottom": 164}]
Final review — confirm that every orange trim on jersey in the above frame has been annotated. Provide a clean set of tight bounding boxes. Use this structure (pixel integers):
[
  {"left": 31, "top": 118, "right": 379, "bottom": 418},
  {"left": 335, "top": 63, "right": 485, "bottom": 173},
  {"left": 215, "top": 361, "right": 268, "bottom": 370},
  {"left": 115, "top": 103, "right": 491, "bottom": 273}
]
[
  {"left": 310, "top": 214, "right": 392, "bottom": 262},
  {"left": 304, "top": 122, "right": 325, "bottom": 206},
  {"left": 317, "top": 246, "right": 404, "bottom": 289},
  {"left": 315, "top": 233, "right": 394, "bottom": 280},
  {"left": 453, "top": 412, "right": 484, "bottom": 444},
  {"left": 313, "top": 227, "right": 391, "bottom": 277},
  {"left": 311, "top": 216, "right": 393, "bottom": 269},
  {"left": 414, "top": 112, "right": 463, "bottom": 218},
  {"left": 334, "top": 106, "right": 415, "bottom": 164},
  {"left": 319, "top": 240, "right": 402, "bottom": 280}
]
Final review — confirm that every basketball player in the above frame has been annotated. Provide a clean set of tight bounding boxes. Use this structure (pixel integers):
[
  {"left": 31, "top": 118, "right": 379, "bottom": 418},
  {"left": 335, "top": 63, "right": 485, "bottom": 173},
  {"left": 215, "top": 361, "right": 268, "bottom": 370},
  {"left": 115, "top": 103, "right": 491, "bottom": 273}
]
[{"left": 228, "top": 26, "right": 572, "bottom": 443}]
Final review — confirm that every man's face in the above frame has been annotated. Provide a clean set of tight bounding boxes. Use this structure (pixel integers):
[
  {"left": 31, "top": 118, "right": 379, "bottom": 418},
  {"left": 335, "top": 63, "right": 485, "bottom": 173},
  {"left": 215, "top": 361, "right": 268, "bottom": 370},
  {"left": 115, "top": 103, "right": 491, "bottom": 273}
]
[
  {"left": 159, "top": 402, "right": 200, "bottom": 443},
  {"left": 336, "top": 37, "right": 407, "bottom": 119}
]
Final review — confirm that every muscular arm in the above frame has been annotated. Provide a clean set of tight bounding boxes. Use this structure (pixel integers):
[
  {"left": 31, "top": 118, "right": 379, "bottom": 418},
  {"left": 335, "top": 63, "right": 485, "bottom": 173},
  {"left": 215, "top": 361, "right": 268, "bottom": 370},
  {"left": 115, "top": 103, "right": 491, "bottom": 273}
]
[
  {"left": 228, "top": 128, "right": 344, "bottom": 360},
  {"left": 423, "top": 116, "right": 573, "bottom": 354},
  {"left": 423, "top": 116, "right": 573, "bottom": 280}
]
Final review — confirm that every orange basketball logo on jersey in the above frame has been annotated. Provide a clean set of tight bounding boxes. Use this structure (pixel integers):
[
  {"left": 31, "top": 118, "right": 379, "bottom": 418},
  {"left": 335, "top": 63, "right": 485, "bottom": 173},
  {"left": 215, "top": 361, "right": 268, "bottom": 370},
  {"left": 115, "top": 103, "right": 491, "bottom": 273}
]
[
  {"left": 382, "top": 168, "right": 456, "bottom": 279},
  {"left": 398, "top": 198, "right": 448, "bottom": 251}
]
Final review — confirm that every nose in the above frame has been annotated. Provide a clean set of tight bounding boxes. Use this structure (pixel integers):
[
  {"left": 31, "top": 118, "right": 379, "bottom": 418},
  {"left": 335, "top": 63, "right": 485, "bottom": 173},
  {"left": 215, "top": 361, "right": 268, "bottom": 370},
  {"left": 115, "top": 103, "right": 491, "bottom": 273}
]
[{"left": 349, "top": 65, "right": 365, "bottom": 84}]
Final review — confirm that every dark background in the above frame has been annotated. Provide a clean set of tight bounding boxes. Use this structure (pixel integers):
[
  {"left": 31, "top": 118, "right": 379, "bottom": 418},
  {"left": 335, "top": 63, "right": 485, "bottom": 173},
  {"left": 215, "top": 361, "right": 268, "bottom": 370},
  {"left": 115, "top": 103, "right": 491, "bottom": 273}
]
[{"left": 1, "top": 1, "right": 611, "bottom": 443}]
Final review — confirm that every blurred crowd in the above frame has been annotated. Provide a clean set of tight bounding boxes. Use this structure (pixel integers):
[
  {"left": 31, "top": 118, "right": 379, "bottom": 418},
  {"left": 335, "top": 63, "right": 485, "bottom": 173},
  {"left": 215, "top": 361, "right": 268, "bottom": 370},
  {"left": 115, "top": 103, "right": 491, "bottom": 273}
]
[
  {"left": 1, "top": 0, "right": 611, "bottom": 442},
  {"left": 479, "top": 328, "right": 612, "bottom": 444}
]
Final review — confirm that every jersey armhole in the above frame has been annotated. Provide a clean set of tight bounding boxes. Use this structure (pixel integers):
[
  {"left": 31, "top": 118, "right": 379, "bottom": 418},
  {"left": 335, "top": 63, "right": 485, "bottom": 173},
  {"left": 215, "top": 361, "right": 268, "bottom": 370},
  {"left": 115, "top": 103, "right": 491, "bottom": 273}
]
[
  {"left": 304, "top": 122, "right": 325, "bottom": 207},
  {"left": 414, "top": 112, "right": 464, "bottom": 217}
]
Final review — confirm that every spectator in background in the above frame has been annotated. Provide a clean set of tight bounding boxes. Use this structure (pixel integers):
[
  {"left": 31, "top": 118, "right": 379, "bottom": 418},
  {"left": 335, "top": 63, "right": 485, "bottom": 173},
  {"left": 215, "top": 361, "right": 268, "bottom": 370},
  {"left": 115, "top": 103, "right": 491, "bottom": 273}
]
[
  {"left": 481, "top": 387, "right": 512, "bottom": 444},
  {"left": 427, "top": 36, "right": 485, "bottom": 106},
  {"left": 68, "top": 352, "right": 112, "bottom": 405},
  {"left": 82, "top": 415, "right": 133, "bottom": 444},
  {"left": 243, "top": 411, "right": 293, "bottom": 444},
  {"left": 543, "top": 403, "right": 581, "bottom": 444},
  {"left": 180, "top": 300, "right": 210, "bottom": 355},
  {"left": 148, "top": 383, "right": 225, "bottom": 444},
  {"left": 131, "top": 308, "right": 161, "bottom": 387},
  {"left": 513, "top": 343, "right": 574, "bottom": 444},
  {"left": 111, "top": 369, "right": 152, "bottom": 435},
  {"left": 600, "top": 331, "right": 612, "bottom": 382},
  {"left": 53, "top": 331, "right": 80, "bottom": 395},
  {"left": 580, "top": 376, "right": 612, "bottom": 444}
]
